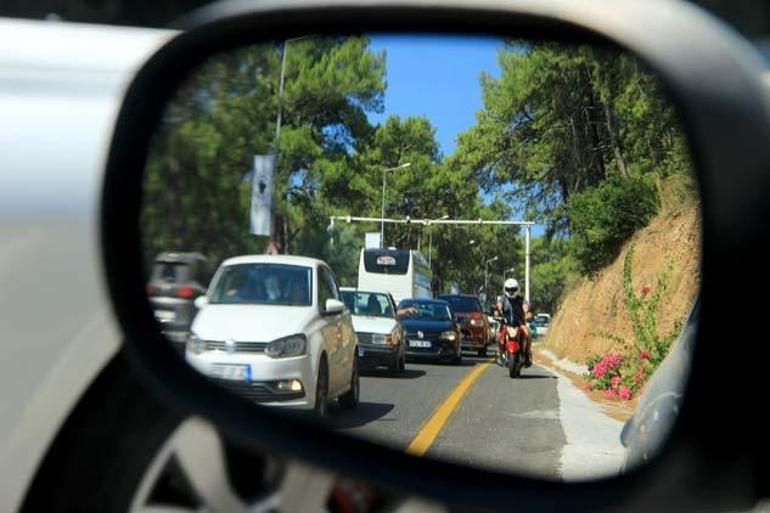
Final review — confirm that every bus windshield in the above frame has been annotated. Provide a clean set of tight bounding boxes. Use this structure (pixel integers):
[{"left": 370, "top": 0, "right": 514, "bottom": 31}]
[{"left": 362, "top": 249, "right": 410, "bottom": 274}]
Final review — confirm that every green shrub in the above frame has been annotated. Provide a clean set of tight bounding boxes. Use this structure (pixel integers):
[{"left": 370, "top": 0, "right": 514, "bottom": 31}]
[{"left": 568, "top": 177, "right": 658, "bottom": 274}]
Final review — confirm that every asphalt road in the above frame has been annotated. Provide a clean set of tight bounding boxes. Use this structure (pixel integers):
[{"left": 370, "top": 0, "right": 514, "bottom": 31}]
[{"left": 326, "top": 345, "right": 603, "bottom": 480}]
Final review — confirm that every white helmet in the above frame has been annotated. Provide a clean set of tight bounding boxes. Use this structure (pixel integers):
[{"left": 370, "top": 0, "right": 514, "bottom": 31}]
[{"left": 504, "top": 278, "right": 519, "bottom": 299}]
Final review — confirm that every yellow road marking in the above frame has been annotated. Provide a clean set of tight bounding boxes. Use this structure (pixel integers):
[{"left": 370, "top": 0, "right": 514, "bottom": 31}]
[{"left": 406, "top": 361, "right": 492, "bottom": 456}]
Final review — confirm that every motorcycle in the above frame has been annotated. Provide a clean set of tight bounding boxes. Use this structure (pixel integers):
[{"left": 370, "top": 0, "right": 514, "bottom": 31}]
[{"left": 495, "top": 316, "right": 525, "bottom": 378}]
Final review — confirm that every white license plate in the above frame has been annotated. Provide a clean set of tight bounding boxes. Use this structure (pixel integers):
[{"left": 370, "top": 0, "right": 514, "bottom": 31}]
[
  {"left": 409, "top": 340, "right": 432, "bottom": 348},
  {"left": 208, "top": 364, "right": 251, "bottom": 382},
  {"left": 154, "top": 310, "right": 176, "bottom": 322}
]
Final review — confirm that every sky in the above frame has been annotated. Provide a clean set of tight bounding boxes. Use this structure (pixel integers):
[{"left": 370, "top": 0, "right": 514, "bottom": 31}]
[
  {"left": 368, "top": 35, "right": 502, "bottom": 156},
  {"left": 367, "top": 35, "right": 545, "bottom": 237}
]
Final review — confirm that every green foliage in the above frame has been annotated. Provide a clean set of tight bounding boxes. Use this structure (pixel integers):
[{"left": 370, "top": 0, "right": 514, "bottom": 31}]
[
  {"left": 141, "top": 37, "right": 387, "bottom": 273},
  {"left": 529, "top": 237, "right": 578, "bottom": 313},
  {"left": 450, "top": 40, "right": 693, "bottom": 274},
  {"left": 141, "top": 37, "right": 695, "bottom": 322},
  {"left": 567, "top": 177, "right": 658, "bottom": 274},
  {"left": 621, "top": 246, "right": 682, "bottom": 366}
]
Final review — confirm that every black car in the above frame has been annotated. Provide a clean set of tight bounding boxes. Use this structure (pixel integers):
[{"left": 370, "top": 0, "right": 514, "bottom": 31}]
[
  {"left": 397, "top": 299, "right": 462, "bottom": 365},
  {"left": 146, "top": 252, "right": 209, "bottom": 352}
]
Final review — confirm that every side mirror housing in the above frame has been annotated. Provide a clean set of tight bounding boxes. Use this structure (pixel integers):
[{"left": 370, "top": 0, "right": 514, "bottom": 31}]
[
  {"left": 194, "top": 296, "right": 209, "bottom": 309},
  {"left": 325, "top": 298, "right": 345, "bottom": 315}
]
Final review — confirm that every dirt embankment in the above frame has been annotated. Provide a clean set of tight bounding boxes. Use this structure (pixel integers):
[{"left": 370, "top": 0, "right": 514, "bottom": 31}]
[{"left": 543, "top": 206, "right": 701, "bottom": 365}]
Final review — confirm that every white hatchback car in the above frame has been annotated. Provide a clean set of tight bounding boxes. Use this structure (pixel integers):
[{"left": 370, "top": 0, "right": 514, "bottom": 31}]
[
  {"left": 186, "top": 255, "right": 360, "bottom": 416},
  {"left": 339, "top": 288, "right": 406, "bottom": 374}
]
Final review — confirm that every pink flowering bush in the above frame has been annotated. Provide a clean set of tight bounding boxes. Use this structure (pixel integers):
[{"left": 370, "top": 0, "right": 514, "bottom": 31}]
[
  {"left": 585, "top": 350, "right": 653, "bottom": 400},
  {"left": 585, "top": 352, "right": 623, "bottom": 391},
  {"left": 583, "top": 245, "right": 685, "bottom": 401}
]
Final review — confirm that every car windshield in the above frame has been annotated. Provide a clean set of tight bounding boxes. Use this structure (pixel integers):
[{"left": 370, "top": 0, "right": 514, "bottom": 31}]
[
  {"left": 152, "top": 262, "right": 189, "bottom": 283},
  {"left": 340, "top": 291, "right": 394, "bottom": 318},
  {"left": 399, "top": 301, "right": 452, "bottom": 321},
  {"left": 439, "top": 296, "right": 481, "bottom": 313},
  {"left": 209, "top": 263, "right": 312, "bottom": 306},
  {"left": 535, "top": 315, "right": 550, "bottom": 325}
]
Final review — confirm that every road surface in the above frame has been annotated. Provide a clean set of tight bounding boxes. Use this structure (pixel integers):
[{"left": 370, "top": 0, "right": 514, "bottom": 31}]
[{"left": 327, "top": 346, "right": 625, "bottom": 481}]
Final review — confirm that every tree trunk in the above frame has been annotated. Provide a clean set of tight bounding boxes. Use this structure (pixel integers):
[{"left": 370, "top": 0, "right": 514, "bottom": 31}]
[{"left": 601, "top": 95, "right": 629, "bottom": 179}]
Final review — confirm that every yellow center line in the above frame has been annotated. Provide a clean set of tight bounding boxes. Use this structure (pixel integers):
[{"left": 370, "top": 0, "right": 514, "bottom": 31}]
[{"left": 406, "top": 360, "right": 493, "bottom": 457}]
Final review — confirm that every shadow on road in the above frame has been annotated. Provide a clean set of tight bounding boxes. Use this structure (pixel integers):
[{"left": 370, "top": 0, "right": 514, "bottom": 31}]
[
  {"left": 514, "top": 373, "right": 558, "bottom": 380},
  {"left": 360, "top": 368, "right": 427, "bottom": 379},
  {"left": 327, "top": 401, "right": 396, "bottom": 429}
]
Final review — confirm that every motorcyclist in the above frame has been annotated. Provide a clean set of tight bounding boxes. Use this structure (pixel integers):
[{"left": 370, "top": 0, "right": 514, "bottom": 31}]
[{"left": 495, "top": 278, "right": 532, "bottom": 367}]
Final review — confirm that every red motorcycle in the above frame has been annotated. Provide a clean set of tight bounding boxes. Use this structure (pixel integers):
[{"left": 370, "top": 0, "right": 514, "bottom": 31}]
[{"left": 496, "top": 317, "right": 525, "bottom": 378}]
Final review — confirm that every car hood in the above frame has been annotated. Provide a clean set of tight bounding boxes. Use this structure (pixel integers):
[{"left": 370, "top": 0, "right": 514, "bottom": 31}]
[
  {"left": 351, "top": 315, "right": 398, "bottom": 334},
  {"left": 191, "top": 304, "right": 316, "bottom": 341},
  {"left": 400, "top": 318, "right": 453, "bottom": 332}
]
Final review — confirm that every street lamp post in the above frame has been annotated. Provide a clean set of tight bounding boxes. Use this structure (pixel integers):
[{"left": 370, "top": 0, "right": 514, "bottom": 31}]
[
  {"left": 484, "top": 256, "right": 498, "bottom": 309},
  {"left": 380, "top": 162, "right": 412, "bottom": 248},
  {"left": 271, "top": 35, "right": 314, "bottom": 254}
]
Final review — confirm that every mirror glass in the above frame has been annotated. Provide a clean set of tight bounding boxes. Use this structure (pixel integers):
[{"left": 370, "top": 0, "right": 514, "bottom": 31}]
[{"left": 141, "top": 34, "right": 701, "bottom": 481}]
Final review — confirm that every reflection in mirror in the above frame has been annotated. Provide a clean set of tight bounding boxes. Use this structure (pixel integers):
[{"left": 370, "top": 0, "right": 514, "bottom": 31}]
[{"left": 141, "top": 35, "right": 700, "bottom": 481}]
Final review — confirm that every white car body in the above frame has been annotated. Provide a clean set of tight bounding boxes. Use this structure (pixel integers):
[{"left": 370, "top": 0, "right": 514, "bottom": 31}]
[
  {"left": 350, "top": 315, "right": 399, "bottom": 337},
  {"left": 186, "top": 255, "right": 358, "bottom": 410},
  {"left": 0, "top": 18, "right": 173, "bottom": 512},
  {"left": 339, "top": 287, "right": 400, "bottom": 337},
  {"left": 534, "top": 313, "right": 551, "bottom": 336}
]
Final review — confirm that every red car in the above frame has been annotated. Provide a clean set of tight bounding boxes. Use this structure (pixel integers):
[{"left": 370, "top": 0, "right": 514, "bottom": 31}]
[{"left": 438, "top": 294, "right": 491, "bottom": 357}]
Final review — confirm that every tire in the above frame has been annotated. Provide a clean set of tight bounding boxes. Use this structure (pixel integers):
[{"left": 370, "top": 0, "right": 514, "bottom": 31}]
[
  {"left": 477, "top": 346, "right": 488, "bottom": 358},
  {"left": 389, "top": 352, "right": 405, "bottom": 375},
  {"left": 20, "top": 356, "right": 186, "bottom": 513},
  {"left": 339, "top": 353, "right": 360, "bottom": 410},
  {"left": 314, "top": 357, "right": 330, "bottom": 417},
  {"left": 452, "top": 350, "right": 463, "bottom": 366},
  {"left": 509, "top": 353, "right": 521, "bottom": 378}
]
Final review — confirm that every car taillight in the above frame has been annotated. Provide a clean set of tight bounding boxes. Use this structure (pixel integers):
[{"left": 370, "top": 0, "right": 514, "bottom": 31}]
[{"left": 177, "top": 286, "right": 196, "bottom": 298}]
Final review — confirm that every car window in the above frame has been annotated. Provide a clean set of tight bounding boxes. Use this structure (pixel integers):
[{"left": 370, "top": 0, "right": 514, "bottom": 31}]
[
  {"left": 209, "top": 263, "right": 312, "bottom": 306},
  {"left": 339, "top": 291, "right": 393, "bottom": 318},
  {"left": 439, "top": 296, "right": 482, "bottom": 313},
  {"left": 152, "top": 262, "right": 189, "bottom": 283},
  {"left": 318, "top": 267, "right": 340, "bottom": 312},
  {"left": 399, "top": 301, "right": 452, "bottom": 321}
]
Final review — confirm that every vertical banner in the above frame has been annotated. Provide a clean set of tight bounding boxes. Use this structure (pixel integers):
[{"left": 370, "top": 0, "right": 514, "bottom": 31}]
[{"left": 250, "top": 154, "right": 276, "bottom": 236}]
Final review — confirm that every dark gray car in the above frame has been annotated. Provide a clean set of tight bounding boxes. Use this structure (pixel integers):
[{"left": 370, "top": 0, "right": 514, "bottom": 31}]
[{"left": 147, "top": 252, "right": 209, "bottom": 352}]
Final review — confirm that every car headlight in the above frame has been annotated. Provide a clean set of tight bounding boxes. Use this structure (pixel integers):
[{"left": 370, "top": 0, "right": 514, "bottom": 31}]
[
  {"left": 469, "top": 318, "right": 484, "bottom": 327},
  {"left": 266, "top": 334, "right": 307, "bottom": 358},
  {"left": 440, "top": 331, "right": 457, "bottom": 341},
  {"left": 372, "top": 332, "right": 398, "bottom": 345},
  {"left": 187, "top": 333, "right": 206, "bottom": 354}
]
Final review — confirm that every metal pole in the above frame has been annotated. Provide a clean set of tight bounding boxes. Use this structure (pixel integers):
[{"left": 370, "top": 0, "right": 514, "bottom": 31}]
[
  {"left": 428, "top": 226, "right": 432, "bottom": 266},
  {"left": 484, "top": 261, "right": 489, "bottom": 306},
  {"left": 275, "top": 41, "right": 288, "bottom": 144},
  {"left": 525, "top": 226, "right": 531, "bottom": 303},
  {"left": 380, "top": 170, "right": 386, "bottom": 248}
]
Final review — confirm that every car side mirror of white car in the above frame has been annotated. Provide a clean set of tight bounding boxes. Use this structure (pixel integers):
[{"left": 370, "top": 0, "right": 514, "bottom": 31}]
[
  {"left": 325, "top": 298, "right": 345, "bottom": 315},
  {"left": 194, "top": 296, "right": 208, "bottom": 309}
]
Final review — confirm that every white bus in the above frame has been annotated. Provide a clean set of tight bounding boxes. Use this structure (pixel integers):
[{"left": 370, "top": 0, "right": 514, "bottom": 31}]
[{"left": 357, "top": 248, "right": 432, "bottom": 304}]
